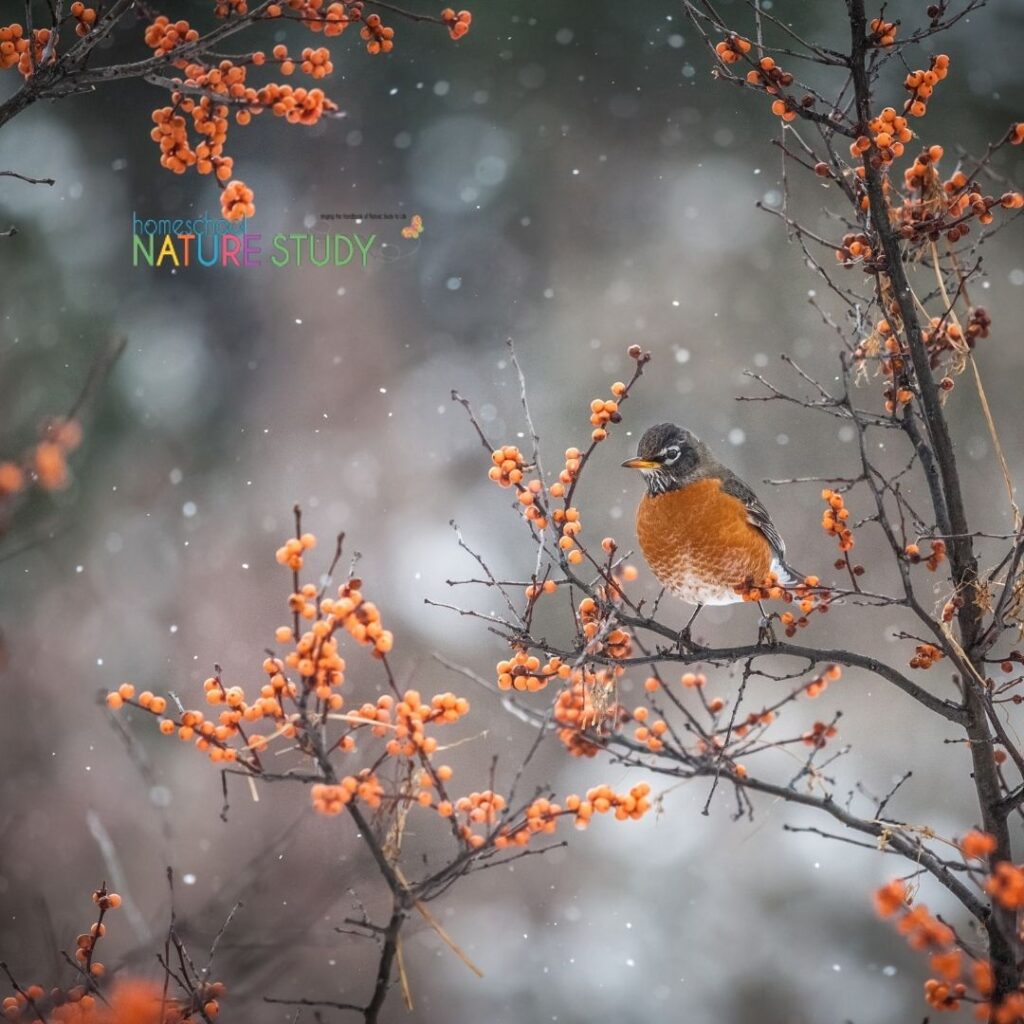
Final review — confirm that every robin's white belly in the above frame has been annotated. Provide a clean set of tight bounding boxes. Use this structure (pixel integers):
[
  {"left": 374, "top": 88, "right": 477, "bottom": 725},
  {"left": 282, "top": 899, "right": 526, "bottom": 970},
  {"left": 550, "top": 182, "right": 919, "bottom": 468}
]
[
  {"left": 659, "top": 556, "right": 790, "bottom": 607},
  {"left": 665, "top": 579, "right": 746, "bottom": 606}
]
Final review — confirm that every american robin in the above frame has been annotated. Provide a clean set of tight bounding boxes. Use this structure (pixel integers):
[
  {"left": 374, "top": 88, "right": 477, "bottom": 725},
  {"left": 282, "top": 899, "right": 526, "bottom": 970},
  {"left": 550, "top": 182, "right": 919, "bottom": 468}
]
[{"left": 622, "top": 423, "right": 798, "bottom": 638}]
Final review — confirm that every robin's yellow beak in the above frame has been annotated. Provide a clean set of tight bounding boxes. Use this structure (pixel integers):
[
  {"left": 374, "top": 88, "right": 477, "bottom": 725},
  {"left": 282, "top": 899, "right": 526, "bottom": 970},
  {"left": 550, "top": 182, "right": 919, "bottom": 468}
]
[{"left": 621, "top": 457, "right": 660, "bottom": 470}]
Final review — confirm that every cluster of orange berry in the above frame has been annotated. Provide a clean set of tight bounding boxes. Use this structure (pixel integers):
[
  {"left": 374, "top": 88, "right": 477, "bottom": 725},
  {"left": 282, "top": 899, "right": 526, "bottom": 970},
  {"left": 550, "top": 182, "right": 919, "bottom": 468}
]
[
  {"left": 496, "top": 648, "right": 568, "bottom": 692},
  {"left": 510, "top": 478, "right": 547, "bottom": 529},
  {"left": 714, "top": 33, "right": 752, "bottom": 64},
  {"left": 264, "top": 1, "right": 358, "bottom": 37},
  {"left": 588, "top": 390, "right": 622, "bottom": 443},
  {"left": 852, "top": 316, "right": 902, "bottom": 377},
  {"left": 904, "top": 538, "right": 946, "bottom": 571},
  {"left": 923, "top": 973, "right": 967, "bottom": 1012},
  {"left": 745, "top": 55, "right": 794, "bottom": 95},
  {"left": 902, "top": 143, "right": 946, "bottom": 192},
  {"left": 735, "top": 571, "right": 832, "bottom": 635},
  {"left": 0, "top": 417, "right": 82, "bottom": 499},
  {"left": 882, "top": 381, "right": 915, "bottom": 413},
  {"left": 441, "top": 9, "right": 472, "bottom": 40},
  {"left": 918, "top": 312, "right": 983, "bottom": 369},
  {"left": 545, "top": 447, "right": 576, "bottom": 502},
  {"left": 437, "top": 790, "right": 504, "bottom": 847},
  {"left": 69, "top": 3, "right": 97, "bottom": 36},
  {"left": 941, "top": 594, "right": 964, "bottom": 624},
  {"left": 462, "top": 782, "right": 647, "bottom": 847},
  {"left": 3, "top": 883, "right": 226, "bottom": 1024},
  {"left": 0, "top": 24, "right": 28, "bottom": 70},
  {"left": 964, "top": 306, "right": 992, "bottom": 346},
  {"left": 214, "top": 0, "right": 250, "bottom": 15},
  {"left": 311, "top": 772, "right": 384, "bottom": 814},
  {"left": 523, "top": 578, "right": 558, "bottom": 601},
  {"left": 109, "top": 537, "right": 401, "bottom": 772},
  {"left": 859, "top": 106, "right": 914, "bottom": 167},
  {"left": 38, "top": 417, "right": 82, "bottom": 489},
  {"left": 381, "top": 689, "right": 469, "bottom": 757},
  {"left": 630, "top": 705, "right": 669, "bottom": 753},
  {"left": 821, "top": 489, "right": 854, "bottom": 552},
  {"left": 873, "top": 878, "right": 909, "bottom": 917},
  {"left": 149, "top": 108, "right": 205, "bottom": 176},
  {"left": 898, "top": 902, "right": 956, "bottom": 952},
  {"left": 868, "top": 16, "right": 898, "bottom": 45},
  {"left": 737, "top": 50, "right": 806, "bottom": 122},
  {"left": 986, "top": 861, "right": 1024, "bottom": 910},
  {"left": 992, "top": 993, "right": 1024, "bottom": 1024},
  {"left": 221, "top": 179, "right": 254, "bottom": 221},
  {"left": 488, "top": 444, "right": 525, "bottom": 487},
  {"left": 300, "top": 45, "right": 333, "bottom": 76},
  {"left": 575, "top": 595, "right": 632, "bottom": 660},
  {"left": 895, "top": 147, "right": 1024, "bottom": 243},
  {"left": 350, "top": 694, "right": 396, "bottom": 737},
  {"left": 257, "top": 82, "right": 334, "bottom": 125},
  {"left": 108, "top": 531, "right": 508, "bottom": 858},
  {"left": 105, "top": 683, "right": 168, "bottom": 714},
  {"left": 909, "top": 642, "right": 944, "bottom": 670},
  {"left": 938, "top": 177, "right": 1021, "bottom": 228},
  {"left": 801, "top": 720, "right": 837, "bottom": 748},
  {"left": 2, "top": 983, "right": 103, "bottom": 1023},
  {"left": 360, "top": 13, "right": 394, "bottom": 54},
  {"left": 778, "top": 577, "right": 833, "bottom": 636},
  {"left": 768, "top": 96, "right": 804, "bottom": 124},
  {"left": 125, "top": 0, "right": 480, "bottom": 224},
  {"left": 875, "top": 875, "right": 1006, "bottom": 1017},
  {"left": 732, "top": 708, "right": 776, "bottom": 739},
  {"left": 960, "top": 829, "right": 998, "bottom": 861},
  {"left": 940, "top": 166, "right": 971, "bottom": 210},
  {"left": 555, "top": 504, "right": 584, "bottom": 565},
  {"left": 144, "top": 16, "right": 200, "bottom": 53},
  {"left": 904, "top": 54, "right": 950, "bottom": 118},
  {"left": 67, "top": 888, "right": 121, "bottom": 980},
  {"left": 569, "top": 783, "right": 651, "bottom": 828},
  {"left": 275, "top": 530, "right": 317, "bottom": 571},
  {"left": 491, "top": 798, "right": 562, "bottom": 848},
  {"left": 804, "top": 663, "right": 841, "bottom": 698},
  {"left": 553, "top": 669, "right": 624, "bottom": 757},
  {"left": 311, "top": 577, "right": 394, "bottom": 658},
  {"left": 834, "top": 231, "right": 875, "bottom": 269},
  {"left": 147, "top": 31, "right": 338, "bottom": 212},
  {"left": 734, "top": 570, "right": 788, "bottom": 603},
  {"left": 17, "top": 26, "right": 53, "bottom": 77},
  {"left": 506, "top": 475, "right": 545, "bottom": 527},
  {"left": 113, "top": 677, "right": 257, "bottom": 763}
]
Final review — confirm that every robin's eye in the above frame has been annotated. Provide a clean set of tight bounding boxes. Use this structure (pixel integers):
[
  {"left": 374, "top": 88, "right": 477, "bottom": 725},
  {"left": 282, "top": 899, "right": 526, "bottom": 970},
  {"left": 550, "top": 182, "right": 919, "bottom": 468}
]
[{"left": 662, "top": 446, "right": 681, "bottom": 465}]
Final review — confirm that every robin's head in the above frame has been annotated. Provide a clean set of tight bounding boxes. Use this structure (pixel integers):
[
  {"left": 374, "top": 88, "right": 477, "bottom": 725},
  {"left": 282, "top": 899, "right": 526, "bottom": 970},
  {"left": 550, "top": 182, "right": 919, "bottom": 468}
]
[{"left": 622, "top": 423, "right": 710, "bottom": 495}]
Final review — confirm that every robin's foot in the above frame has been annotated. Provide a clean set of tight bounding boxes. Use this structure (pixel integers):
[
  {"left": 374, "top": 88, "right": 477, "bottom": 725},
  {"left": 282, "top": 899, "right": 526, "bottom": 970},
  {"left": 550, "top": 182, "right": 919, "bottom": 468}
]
[
  {"left": 756, "top": 600, "right": 777, "bottom": 645},
  {"left": 757, "top": 615, "right": 778, "bottom": 646},
  {"left": 677, "top": 604, "right": 704, "bottom": 650}
]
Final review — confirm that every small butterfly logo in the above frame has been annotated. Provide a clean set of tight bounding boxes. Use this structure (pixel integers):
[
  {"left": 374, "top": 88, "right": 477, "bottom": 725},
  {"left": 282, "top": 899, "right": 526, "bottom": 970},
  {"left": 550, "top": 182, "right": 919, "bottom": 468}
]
[{"left": 401, "top": 214, "right": 424, "bottom": 239}]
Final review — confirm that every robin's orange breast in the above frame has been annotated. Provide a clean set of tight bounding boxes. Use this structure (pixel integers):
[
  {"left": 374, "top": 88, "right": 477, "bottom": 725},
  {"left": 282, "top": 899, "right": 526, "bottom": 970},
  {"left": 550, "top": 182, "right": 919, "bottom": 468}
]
[{"left": 635, "top": 477, "right": 774, "bottom": 605}]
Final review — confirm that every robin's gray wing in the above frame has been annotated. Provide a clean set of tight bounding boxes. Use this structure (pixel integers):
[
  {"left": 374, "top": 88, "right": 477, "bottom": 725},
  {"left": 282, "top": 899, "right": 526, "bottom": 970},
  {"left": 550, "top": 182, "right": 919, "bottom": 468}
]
[{"left": 720, "top": 473, "right": 787, "bottom": 562}]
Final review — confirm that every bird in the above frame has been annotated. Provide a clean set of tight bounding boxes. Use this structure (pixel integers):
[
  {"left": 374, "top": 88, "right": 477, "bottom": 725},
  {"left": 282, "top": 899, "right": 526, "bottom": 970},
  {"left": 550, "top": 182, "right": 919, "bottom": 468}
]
[{"left": 622, "top": 423, "right": 798, "bottom": 641}]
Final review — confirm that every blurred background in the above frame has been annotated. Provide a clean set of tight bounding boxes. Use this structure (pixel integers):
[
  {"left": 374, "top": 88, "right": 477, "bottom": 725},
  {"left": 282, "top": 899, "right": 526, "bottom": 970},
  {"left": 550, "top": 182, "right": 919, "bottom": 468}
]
[{"left": 2, "top": 1, "right": 1024, "bottom": 1021}]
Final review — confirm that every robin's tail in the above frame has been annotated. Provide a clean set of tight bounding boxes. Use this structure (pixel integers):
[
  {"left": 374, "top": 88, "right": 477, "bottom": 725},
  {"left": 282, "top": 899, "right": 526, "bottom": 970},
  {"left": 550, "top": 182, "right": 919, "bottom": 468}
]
[
  {"left": 772, "top": 557, "right": 804, "bottom": 587},
  {"left": 775, "top": 558, "right": 843, "bottom": 603}
]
